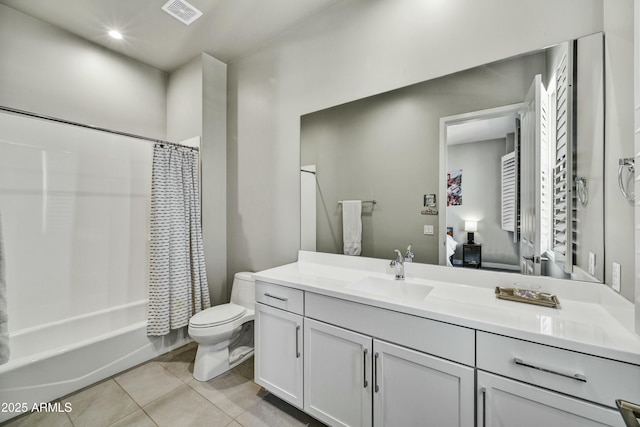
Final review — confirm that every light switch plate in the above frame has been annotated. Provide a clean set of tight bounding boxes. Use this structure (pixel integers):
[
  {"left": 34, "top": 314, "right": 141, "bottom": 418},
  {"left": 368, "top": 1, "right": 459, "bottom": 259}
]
[
  {"left": 424, "top": 225, "right": 434, "bottom": 235},
  {"left": 612, "top": 262, "right": 621, "bottom": 292},
  {"left": 588, "top": 252, "right": 595, "bottom": 276}
]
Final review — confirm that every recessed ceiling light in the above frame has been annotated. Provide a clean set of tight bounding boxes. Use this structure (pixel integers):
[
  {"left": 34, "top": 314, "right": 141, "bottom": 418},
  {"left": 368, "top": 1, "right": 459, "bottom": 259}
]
[{"left": 108, "top": 30, "right": 123, "bottom": 40}]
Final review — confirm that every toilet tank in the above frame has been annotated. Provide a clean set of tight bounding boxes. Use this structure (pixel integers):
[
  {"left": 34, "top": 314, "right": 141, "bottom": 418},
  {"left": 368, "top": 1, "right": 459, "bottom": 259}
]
[{"left": 230, "top": 272, "right": 255, "bottom": 310}]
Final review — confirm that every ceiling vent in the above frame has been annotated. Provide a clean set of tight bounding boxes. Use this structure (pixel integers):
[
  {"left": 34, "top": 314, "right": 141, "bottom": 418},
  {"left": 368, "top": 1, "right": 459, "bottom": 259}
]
[{"left": 161, "top": 0, "right": 203, "bottom": 25}]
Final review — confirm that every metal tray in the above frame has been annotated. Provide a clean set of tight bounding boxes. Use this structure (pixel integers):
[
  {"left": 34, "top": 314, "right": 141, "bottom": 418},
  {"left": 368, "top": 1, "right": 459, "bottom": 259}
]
[{"left": 495, "top": 286, "right": 559, "bottom": 308}]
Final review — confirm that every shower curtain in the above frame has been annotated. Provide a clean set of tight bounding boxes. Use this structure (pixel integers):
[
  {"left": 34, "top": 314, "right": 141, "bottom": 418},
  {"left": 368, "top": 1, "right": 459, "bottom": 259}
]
[
  {"left": 147, "top": 144, "right": 210, "bottom": 336},
  {"left": 0, "top": 212, "right": 8, "bottom": 364}
]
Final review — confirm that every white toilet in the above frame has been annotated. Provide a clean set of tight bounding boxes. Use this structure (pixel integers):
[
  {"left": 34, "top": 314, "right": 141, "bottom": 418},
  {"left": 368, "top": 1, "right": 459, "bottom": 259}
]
[{"left": 188, "top": 272, "right": 255, "bottom": 382}]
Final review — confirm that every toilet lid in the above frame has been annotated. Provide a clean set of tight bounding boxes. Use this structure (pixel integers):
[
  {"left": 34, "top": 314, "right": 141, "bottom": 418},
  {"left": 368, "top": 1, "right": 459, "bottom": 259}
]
[{"left": 189, "top": 303, "right": 247, "bottom": 328}]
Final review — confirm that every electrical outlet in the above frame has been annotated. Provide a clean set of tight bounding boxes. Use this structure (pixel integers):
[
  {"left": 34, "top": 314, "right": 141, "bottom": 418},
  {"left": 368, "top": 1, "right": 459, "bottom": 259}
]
[
  {"left": 588, "top": 252, "right": 595, "bottom": 276},
  {"left": 612, "top": 262, "right": 621, "bottom": 292},
  {"left": 423, "top": 225, "right": 434, "bottom": 235}
]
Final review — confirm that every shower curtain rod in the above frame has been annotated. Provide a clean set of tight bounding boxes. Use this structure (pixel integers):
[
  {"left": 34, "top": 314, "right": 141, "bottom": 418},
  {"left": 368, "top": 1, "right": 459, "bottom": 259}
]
[{"left": 0, "top": 105, "right": 198, "bottom": 151}]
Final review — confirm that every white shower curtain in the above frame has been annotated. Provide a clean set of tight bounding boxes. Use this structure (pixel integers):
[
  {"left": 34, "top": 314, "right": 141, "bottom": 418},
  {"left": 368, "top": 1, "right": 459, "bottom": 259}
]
[{"left": 147, "top": 144, "right": 210, "bottom": 336}]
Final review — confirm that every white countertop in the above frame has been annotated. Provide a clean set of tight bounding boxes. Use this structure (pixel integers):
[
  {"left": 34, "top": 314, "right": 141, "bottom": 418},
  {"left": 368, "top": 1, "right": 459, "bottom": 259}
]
[{"left": 254, "top": 251, "right": 640, "bottom": 366}]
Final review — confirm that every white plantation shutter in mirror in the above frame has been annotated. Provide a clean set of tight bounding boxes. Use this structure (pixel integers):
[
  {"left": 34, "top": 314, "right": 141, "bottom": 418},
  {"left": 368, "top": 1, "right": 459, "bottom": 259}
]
[
  {"left": 552, "top": 51, "right": 575, "bottom": 273},
  {"left": 501, "top": 151, "right": 517, "bottom": 232}
]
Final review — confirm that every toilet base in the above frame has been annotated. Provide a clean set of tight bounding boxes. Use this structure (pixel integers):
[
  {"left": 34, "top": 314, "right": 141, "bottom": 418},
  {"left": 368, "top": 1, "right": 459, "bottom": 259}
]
[{"left": 192, "top": 322, "right": 254, "bottom": 382}]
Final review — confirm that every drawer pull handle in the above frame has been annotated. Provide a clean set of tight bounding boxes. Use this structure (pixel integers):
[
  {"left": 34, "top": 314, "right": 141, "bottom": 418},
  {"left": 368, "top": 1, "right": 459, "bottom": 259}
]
[
  {"left": 295, "top": 325, "right": 301, "bottom": 358},
  {"left": 514, "top": 358, "right": 587, "bottom": 382},
  {"left": 363, "top": 348, "right": 369, "bottom": 388},
  {"left": 264, "top": 293, "right": 288, "bottom": 302}
]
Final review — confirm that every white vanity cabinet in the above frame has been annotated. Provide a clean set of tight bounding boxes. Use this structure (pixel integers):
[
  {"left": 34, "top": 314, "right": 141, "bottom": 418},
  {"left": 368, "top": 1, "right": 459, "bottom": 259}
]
[
  {"left": 254, "top": 282, "right": 305, "bottom": 409},
  {"left": 304, "top": 318, "right": 372, "bottom": 426},
  {"left": 303, "top": 317, "right": 475, "bottom": 427},
  {"left": 476, "top": 331, "right": 640, "bottom": 427},
  {"left": 477, "top": 371, "right": 625, "bottom": 427},
  {"left": 303, "top": 292, "right": 476, "bottom": 427},
  {"left": 372, "top": 339, "right": 475, "bottom": 427}
]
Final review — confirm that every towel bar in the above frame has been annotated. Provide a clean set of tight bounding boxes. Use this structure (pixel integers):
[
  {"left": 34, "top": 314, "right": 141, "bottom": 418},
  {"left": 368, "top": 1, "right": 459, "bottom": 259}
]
[{"left": 338, "top": 200, "right": 377, "bottom": 205}]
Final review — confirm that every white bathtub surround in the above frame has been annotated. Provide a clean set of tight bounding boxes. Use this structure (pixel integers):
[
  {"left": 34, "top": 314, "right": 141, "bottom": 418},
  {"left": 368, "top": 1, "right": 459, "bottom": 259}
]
[
  {"left": 341, "top": 200, "right": 362, "bottom": 256},
  {"left": 254, "top": 251, "right": 640, "bottom": 426},
  {"left": 0, "top": 300, "right": 191, "bottom": 423},
  {"left": 148, "top": 143, "right": 210, "bottom": 336},
  {"left": 0, "top": 211, "right": 7, "bottom": 365}
]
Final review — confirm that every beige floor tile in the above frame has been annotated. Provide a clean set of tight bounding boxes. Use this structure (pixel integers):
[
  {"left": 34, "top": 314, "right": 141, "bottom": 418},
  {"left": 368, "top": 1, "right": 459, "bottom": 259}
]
[
  {"left": 157, "top": 343, "right": 197, "bottom": 381},
  {"left": 235, "top": 392, "right": 326, "bottom": 427},
  {"left": 114, "top": 361, "right": 183, "bottom": 406},
  {"left": 154, "top": 342, "right": 197, "bottom": 364},
  {"left": 232, "top": 356, "right": 255, "bottom": 381},
  {"left": 62, "top": 379, "right": 139, "bottom": 427},
  {"left": 108, "top": 409, "right": 157, "bottom": 427},
  {"left": 2, "top": 408, "right": 73, "bottom": 427},
  {"left": 144, "top": 385, "right": 232, "bottom": 427},
  {"left": 225, "top": 421, "right": 243, "bottom": 427},
  {"left": 187, "top": 369, "right": 262, "bottom": 418}
]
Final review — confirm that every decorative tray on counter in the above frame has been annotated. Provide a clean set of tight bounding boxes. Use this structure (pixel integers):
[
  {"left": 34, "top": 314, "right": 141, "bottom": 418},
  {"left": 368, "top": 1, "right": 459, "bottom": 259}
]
[{"left": 495, "top": 286, "right": 559, "bottom": 308}]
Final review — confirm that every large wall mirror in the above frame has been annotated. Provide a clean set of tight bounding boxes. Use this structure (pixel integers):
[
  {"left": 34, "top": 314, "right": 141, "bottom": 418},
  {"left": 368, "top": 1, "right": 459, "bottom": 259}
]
[{"left": 300, "top": 33, "right": 604, "bottom": 283}]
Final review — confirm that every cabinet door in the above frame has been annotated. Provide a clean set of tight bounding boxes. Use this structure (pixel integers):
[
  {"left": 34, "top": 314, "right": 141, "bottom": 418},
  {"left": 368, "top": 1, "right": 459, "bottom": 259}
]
[
  {"left": 477, "top": 371, "right": 625, "bottom": 427},
  {"left": 304, "top": 318, "right": 372, "bottom": 427},
  {"left": 373, "top": 339, "right": 475, "bottom": 427},
  {"left": 255, "top": 303, "right": 304, "bottom": 409}
]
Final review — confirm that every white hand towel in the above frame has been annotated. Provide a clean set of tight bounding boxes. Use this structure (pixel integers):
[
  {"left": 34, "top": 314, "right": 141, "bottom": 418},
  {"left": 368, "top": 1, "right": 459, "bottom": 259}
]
[
  {"left": 0, "top": 212, "right": 8, "bottom": 365},
  {"left": 342, "top": 200, "right": 362, "bottom": 256}
]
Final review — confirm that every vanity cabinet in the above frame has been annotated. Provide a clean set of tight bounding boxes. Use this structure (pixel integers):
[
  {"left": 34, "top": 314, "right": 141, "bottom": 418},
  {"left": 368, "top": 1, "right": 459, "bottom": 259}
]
[
  {"left": 254, "top": 283, "right": 305, "bottom": 409},
  {"left": 372, "top": 339, "right": 474, "bottom": 427},
  {"left": 477, "top": 372, "right": 624, "bottom": 426},
  {"left": 476, "top": 331, "right": 639, "bottom": 427},
  {"left": 303, "top": 318, "right": 475, "bottom": 427},
  {"left": 304, "top": 319, "right": 372, "bottom": 426},
  {"left": 254, "top": 276, "right": 639, "bottom": 427}
]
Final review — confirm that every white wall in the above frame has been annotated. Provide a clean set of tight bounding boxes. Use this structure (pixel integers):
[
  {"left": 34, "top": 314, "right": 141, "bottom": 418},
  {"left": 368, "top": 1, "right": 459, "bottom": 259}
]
[
  {"left": 227, "top": 0, "right": 605, "bottom": 279},
  {"left": 167, "top": 54, "right": 228, "bottom": 305},
  {"left": 0, "top": 4, "right": 167, "bottom": 139},
  {"left": 604, "top": 0, "right": 635, "bottom": 301}
]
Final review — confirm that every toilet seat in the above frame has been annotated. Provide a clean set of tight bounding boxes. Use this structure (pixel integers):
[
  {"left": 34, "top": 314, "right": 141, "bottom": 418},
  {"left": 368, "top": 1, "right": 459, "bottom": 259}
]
[{"left": 189, "top": 303, "right": 247, "bottom": 328}]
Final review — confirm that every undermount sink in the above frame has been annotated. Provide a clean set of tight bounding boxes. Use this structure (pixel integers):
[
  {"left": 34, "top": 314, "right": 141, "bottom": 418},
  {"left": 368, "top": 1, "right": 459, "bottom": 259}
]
[{"left": 346, "top": 276, "right": 433, "bottom": 302}]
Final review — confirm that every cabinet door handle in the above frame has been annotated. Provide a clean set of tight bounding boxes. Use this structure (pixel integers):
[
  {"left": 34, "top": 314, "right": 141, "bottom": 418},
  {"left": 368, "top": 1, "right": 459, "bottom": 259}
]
[
  {"left": 514, "top": 358, "right": 587, "bottom": 382},
  {"left": 264, "top": 293, "right": 288, "bottom": 302},
  {"left": 374, "top": 352, "right": 380, "bottom": 393},
  {"left": 295, "top": 325, "right": 301, "bottom": 358},
  {"left": 363, "top": 348, "right": 369, "bottom": 388},
  {"left": 480, "top": 387, "right": 487, "bottom": 427}
]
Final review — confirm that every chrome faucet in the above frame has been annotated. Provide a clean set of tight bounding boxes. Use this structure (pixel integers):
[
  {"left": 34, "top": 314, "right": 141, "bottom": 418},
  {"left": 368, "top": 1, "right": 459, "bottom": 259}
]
[{"left": 390, "top": 249, "right": 405, "bottom": 280}]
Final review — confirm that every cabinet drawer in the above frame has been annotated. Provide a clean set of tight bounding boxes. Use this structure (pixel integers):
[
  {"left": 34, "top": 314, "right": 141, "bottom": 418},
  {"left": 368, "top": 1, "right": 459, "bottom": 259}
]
[
  {"left": 306, "top": 292, "right": 475, "bottom": 366},
  {"left": 477, "top": 331, "right": 640, "bottom": 409},
  {"left": 256, "top": 281, "right": 304, "bottom": 315}
]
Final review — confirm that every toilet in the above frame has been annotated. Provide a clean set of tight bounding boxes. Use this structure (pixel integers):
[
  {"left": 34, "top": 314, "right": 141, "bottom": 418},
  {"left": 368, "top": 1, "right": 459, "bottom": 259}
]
[{"left": 188, "top": 272, "right": 255, "bottom": 382}]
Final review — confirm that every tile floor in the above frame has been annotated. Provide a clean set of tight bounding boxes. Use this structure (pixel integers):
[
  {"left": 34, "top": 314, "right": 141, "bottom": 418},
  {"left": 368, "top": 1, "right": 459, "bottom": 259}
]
[{"left": 2, "top": 343, "right": 327, "bottom": 427}]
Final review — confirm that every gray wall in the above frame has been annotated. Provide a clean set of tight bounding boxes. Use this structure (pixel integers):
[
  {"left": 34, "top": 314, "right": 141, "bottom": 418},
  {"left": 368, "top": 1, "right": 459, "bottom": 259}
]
[
  {"left": 227, "top": 0, "right": 605, "bottom": 285},
  {"left": 300, "top": 52, "right": 545, "bottom": 264},
  {"left": 0, "top": 4, "right": 167, "bottom": 139},
  {"left": 447, "top": 139, "right": 520, "bottom": 267},
  {"left": 167, "top": 54, "right": 228, "bottom": 306}
]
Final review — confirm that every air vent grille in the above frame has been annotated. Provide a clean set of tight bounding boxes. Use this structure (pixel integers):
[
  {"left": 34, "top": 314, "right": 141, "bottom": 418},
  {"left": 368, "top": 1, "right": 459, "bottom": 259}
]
[{"left": 162, "top": 0, "right": 203, "bottom": 25}]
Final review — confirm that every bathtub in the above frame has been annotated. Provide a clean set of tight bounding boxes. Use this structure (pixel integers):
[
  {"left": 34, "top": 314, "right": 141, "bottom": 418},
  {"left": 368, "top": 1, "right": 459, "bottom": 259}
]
[{"left": 0, "top": 300, "right": 191, "bottom": 423}]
